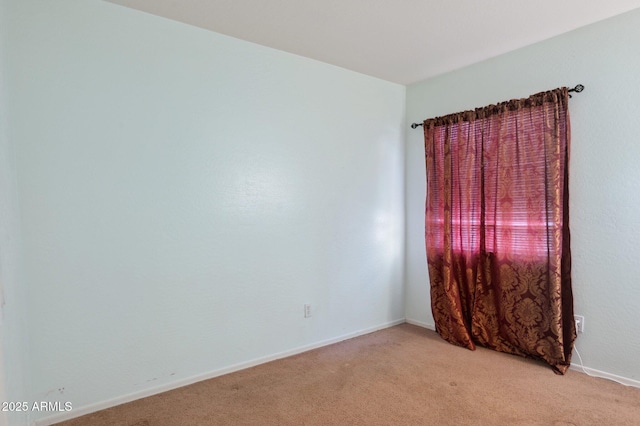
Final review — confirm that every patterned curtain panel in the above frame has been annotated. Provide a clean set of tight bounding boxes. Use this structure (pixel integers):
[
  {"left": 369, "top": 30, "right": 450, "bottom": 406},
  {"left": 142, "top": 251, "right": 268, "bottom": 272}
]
[{"left": 423, "top": 88, "right": 575, "bottom": 374}]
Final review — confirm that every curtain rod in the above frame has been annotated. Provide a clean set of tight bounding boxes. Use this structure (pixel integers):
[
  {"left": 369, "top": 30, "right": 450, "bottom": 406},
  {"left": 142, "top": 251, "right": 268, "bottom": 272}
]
[{"left": 410, "top": 84, "right": 585, "bottom": 129}]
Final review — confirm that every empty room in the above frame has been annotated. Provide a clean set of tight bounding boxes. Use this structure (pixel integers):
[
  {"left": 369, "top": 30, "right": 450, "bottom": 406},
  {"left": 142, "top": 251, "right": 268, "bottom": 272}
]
[{"left": 1, "top": 0, "right": 640, "bottom": 425}]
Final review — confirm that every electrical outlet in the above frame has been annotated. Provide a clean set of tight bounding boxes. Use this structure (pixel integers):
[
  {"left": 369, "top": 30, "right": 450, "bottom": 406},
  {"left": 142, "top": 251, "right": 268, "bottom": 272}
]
[
  {"left": 304, "top": 304, "right": 311, "bottom": 318},
  {"left": 574, "top": 315, "right": 585, "bottom": 333}
]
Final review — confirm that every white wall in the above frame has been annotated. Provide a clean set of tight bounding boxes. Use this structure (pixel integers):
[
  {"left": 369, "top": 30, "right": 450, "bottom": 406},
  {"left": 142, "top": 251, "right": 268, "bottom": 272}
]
[
  {"left": 6, "top": 0, "right": 405, "bottom": 423},
  {"left": 406, "top": 9, "right": 640, "bottom": 381},
  {"left": 0, "top": 0, "right": 29, "bottom": 424}
]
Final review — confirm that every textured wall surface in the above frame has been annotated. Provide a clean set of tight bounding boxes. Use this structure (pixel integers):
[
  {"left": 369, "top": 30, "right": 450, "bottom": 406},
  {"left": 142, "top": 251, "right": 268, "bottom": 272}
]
[
  {"left": 6, "top": 0, "right": 405, "bottom": 423},
  {"left": 406, "top": 9, "right": 640, "bottom": 381},
  {"left": 0, "top": 0, "right": 29, "bottom": 424}
]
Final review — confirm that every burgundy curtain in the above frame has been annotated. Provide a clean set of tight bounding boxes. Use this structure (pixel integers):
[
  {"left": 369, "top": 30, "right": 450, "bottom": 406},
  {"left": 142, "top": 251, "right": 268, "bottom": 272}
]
[{"left": 424, "top": 88, "right": 575, "bottom": 374}]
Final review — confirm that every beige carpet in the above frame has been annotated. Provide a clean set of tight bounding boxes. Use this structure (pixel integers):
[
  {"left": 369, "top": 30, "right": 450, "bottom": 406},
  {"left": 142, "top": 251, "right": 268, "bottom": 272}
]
[{"left": 57, "top": 324, "right": 640, "bottom": 425}]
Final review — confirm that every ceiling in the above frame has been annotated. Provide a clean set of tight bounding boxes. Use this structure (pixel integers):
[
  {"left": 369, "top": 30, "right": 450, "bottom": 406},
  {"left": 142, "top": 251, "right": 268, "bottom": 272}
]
[{"left": 106, "top": 0, "right": 640, "bottom": 85}]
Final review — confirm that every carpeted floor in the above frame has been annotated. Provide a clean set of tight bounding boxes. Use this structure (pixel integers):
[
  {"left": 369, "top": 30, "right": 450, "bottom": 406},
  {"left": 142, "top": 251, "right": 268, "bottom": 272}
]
[{"left": 57, "top": 324, "right": 640, "bottom": 425}]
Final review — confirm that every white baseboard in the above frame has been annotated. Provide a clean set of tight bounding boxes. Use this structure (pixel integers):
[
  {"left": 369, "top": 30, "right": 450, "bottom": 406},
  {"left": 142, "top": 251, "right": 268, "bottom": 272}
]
[
  {"left": 407, "top": 319, "right": 640, "bottom": 389},
  {"left": 569, "top": 363, "right": 640, "bottom": 388},
  {"left": 405, "top": 318, "right": 436, "bottom": 331},
  {"left": 36, "top": 318, "right": 406, "bottom": 426}
]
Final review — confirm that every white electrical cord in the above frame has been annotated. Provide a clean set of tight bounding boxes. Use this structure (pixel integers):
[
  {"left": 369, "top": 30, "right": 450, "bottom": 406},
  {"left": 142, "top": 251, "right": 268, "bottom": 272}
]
[{"left": 572, "top": 345, "right": 632, "bottom": 387}]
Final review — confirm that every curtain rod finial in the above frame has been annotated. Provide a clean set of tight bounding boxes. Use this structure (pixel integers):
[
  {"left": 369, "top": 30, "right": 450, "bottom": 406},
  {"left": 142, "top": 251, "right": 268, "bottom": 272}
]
[
  {"left": 568, "top": 84, "right": 584, "bottom": 94},
  {"left": 567, "top": 84, "right": 584, "bottom": 98}
]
